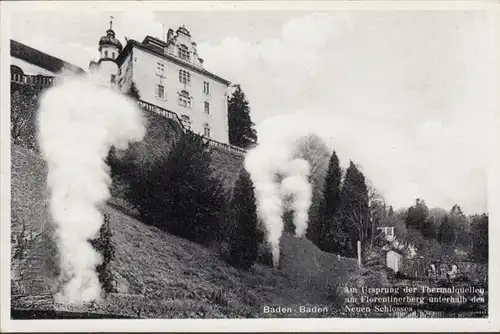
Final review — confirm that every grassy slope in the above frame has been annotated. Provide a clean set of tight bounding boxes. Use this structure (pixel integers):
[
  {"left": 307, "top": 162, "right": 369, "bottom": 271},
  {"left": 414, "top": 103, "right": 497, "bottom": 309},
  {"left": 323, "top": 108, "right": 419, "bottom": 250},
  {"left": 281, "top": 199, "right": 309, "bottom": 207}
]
[{"left": 11, "top": 144, "right": 357, "bottom": 318}]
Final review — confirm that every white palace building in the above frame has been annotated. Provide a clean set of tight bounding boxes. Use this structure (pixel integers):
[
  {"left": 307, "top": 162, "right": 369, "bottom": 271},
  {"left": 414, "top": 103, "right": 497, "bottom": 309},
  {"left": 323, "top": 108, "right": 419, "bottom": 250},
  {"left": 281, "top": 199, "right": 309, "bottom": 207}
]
[
  {"left": 89, "top": 21, "right": 232, "bottom": 145},
  {"left": 11, "top": 20, "right": 242, "bottom": 152}
]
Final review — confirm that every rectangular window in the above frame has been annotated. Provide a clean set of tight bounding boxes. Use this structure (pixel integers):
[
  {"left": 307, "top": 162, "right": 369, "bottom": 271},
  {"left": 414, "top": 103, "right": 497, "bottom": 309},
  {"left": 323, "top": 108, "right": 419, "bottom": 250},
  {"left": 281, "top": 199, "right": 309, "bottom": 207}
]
[
  {"left": 156, "top": 84, "right": 165, "bottom": 99},
  {"left": 156, "top": 63, "right": 165, "bottom": 76},
  {"left": 204, "top": 102, "right": 210, "bottom": 114},
  {"left": 112, "top": 52, "right": 115, "bottom": 59},
  {"left": 204, "top": 126, "right": 211, "bottom": 138},
  {"left": 179, "top": 70, "right": 191, "bottom": 85},
  {"left": 203, "top": 81, "right": 210, "bottom": 94},
  {"left": 105, "top": 50, "right": 108, "bottom": 58},
  {"left": 110, "top": 74, "right": 116, "bottom": 84}
]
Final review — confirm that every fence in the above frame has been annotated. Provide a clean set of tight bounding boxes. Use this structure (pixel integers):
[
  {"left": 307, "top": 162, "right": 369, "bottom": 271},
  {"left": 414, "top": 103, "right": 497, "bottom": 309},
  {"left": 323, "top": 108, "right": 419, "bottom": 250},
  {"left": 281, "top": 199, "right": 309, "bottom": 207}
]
[
  {"left": 11, "top": 72, "right": 54, "bottom": 88},
  {"left": 137, "top": 99, "right": 246, "bottom": 155}
]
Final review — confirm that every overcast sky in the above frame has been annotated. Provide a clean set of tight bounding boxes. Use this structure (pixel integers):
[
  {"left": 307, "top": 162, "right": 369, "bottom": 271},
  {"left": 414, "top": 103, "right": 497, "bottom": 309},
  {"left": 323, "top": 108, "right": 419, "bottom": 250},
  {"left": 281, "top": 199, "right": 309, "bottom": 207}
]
[{"left": 11, "top": 10, "right": 496, "bottom": 214}]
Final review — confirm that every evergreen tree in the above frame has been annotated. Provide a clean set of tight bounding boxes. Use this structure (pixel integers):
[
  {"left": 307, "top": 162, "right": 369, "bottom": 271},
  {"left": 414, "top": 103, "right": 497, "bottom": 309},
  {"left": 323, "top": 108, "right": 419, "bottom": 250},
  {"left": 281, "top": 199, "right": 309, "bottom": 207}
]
[
  {"left": 227, "top": 169, "right": 259, "bottom": 269},
  {"left": 388, "top": 205, "right": 394, "bottom": 217},
  {"left": 405, "top": 198, "right": 429, "bottom": 231},
  {"left": 125, "top": 81, "right": 141, "bottom": 100},
  {"left": 421, "top": 218, "right": 438, "bottom": 239},
  {"left": 125, "top": 131, "right": 228, "bottom": 244},
  {"left": 437, "top": 215, "right": 457, "bottom": 245},
  {"left": 316, "top": 151, "right": 350, "bottom": 254},
  {"left": 339, "top": 161, "right": 370, "bottom": 258},
  {"left": 90, "top": 213, "right": 115, "bottom": 293},
  {"left": 228, "top": 84, "right": 257, "bottom": 149},
  {"left": 471, "top": 213, "right": 488, "bottom": 263}
]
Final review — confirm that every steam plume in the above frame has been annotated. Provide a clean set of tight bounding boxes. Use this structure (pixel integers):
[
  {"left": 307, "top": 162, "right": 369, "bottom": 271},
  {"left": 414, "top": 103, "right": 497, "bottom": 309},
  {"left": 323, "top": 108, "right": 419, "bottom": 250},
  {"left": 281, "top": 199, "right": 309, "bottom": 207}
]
[
  {"left": 38, "top": 74, "right": 145, "bottom": 303},
  {"left": 245, "top": 114, "right": 316, "bottom": 267}
]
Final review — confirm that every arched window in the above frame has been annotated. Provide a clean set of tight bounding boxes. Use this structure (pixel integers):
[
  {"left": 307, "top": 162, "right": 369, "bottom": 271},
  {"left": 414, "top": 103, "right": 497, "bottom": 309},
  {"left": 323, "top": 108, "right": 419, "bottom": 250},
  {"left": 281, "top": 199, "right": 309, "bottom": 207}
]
[
  {"left": 178, "top": 44, "right": 190, "bottom": 61},
  {"left": 178, "top": 90, "right": 191, "bottom": 108},
  {"left": 203, "top": 123, "right": 211, "bottom": 138},
  {"left": 178, "top": 69, "right": 191, "bottom": 84},
  {"left": 181, "top": 115, "right": 191, "bottom": 129}
]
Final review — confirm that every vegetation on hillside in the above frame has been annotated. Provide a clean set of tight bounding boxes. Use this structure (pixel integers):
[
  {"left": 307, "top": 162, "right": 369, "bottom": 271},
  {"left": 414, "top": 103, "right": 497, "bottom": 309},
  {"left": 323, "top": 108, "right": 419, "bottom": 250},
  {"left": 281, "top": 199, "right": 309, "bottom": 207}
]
[
  {"left": 339, "top": 161, "right": 371, "bottom": 258},
  {"left": 89, "top": 213, "right": 116, "bottom": 294},
  {"left": 10, "top": 83, "right": 43, "bottom": 152},
  {"left": 122, "top": 131, "right": 228, "bottom": 245},
  {"left": 11, "top": 144, "right": 357, "bottom": 318},
  {"left": 226, "top": 169, "right": 259, "bottom": 269},
  {"left": 315, "top": 150, "right": 348, "bottom": 254}
]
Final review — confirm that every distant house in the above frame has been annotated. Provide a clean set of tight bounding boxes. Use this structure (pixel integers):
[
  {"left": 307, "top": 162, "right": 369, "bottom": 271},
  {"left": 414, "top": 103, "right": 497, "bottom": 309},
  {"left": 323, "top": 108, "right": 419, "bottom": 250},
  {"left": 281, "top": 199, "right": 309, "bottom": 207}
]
[
  {"left": 378, "top": 226, "right": 395, "bottom": 241},
  {"left": 386, "top": 248, "right": 404, "bottom": 273}
]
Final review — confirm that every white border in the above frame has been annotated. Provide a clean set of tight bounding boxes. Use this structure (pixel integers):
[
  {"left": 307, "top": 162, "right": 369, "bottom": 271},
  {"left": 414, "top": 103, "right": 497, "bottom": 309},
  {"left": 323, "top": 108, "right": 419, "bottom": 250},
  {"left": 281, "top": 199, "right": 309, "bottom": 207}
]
[{"left": 1, "top": 1, "right": 499, "bottom": 332}]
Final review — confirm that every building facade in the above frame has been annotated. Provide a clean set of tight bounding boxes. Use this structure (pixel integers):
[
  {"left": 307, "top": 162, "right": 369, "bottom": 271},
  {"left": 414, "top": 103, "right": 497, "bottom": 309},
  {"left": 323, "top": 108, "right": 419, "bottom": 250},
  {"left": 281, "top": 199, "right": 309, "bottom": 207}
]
[{"left": 91, "top": 24, "right": 231, "bottom": 144}]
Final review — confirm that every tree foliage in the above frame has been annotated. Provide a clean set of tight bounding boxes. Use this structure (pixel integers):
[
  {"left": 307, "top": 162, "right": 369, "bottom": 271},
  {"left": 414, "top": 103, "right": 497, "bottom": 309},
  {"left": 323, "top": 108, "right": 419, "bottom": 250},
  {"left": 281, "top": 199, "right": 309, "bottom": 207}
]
[
  {"left": 228, "top": 84, "right": 257, "bottom": 149},
  {"left": 90, "top": 213, "right": 115, "bottom": 293},
  {"left": 291, "top": 134, "right": 331, "bottom": 244},
  {"left": 388, "top": 205, "right": 394, "bottom": 217},
  {"left": 437, "top": 215, "right": 457, "bottom": 245},
  {"left": 315, "top": 150, "right": 351, "bottom": 254},
  {"left": 124, "top": 131, "right": 228, "bottom": 244},
  {"left": 405, "top": 198, "right": 429, "bottom": 231},
  {"left": 339, "top": 161, "right": 370, "bottom": 258},
  {"left": 11, "top": 83, "right": 41, "bottom": 151},
  {"left": 227, "top": 169, "right": 259, "bottom": 269},
  {"left": 471, "top": 213, "right": 488, "bottom": 263},
  {"left": 125, "top": 81, "right": 141, "bottom": 100},
  {"left": 449, "top": 204, "right": 471, "bottom": 249}
]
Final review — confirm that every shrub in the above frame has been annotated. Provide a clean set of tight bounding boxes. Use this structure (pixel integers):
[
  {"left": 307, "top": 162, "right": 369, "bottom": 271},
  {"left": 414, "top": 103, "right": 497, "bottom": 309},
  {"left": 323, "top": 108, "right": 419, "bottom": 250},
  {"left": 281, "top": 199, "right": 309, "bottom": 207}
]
[
  {"left": 124, "top": 131, "right": 228, "bottom": 245},
  {"left": 90, "top": 213, "right": 115, "bottom": 293}
]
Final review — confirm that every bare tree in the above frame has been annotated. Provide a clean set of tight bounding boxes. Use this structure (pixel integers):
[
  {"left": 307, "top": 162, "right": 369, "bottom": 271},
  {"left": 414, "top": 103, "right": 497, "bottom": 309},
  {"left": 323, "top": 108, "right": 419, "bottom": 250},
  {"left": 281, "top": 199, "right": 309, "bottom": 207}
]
[
  {"left": 293, "top": 133, "right": 331, "bottom": 184},
  {"left": 366, "top": 179, "right": 387, "bottom": 247}
]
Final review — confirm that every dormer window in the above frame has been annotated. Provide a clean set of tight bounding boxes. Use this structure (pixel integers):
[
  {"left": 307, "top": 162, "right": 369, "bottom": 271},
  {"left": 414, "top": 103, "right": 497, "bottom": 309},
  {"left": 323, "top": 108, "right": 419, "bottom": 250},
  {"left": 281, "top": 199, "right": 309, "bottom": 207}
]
[
  {"left": 178, "top": 90, "right": 191, "bottom": 108},
  {"left": 178, "top": 44, "right": 190, "bottom": 61}
]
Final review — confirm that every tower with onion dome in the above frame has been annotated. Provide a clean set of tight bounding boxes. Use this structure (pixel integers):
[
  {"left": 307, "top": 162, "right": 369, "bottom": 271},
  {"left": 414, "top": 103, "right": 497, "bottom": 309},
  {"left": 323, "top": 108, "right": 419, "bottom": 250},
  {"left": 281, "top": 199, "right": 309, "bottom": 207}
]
[{"left": 89, "top": 17, "right": 122, "bottom": 87}]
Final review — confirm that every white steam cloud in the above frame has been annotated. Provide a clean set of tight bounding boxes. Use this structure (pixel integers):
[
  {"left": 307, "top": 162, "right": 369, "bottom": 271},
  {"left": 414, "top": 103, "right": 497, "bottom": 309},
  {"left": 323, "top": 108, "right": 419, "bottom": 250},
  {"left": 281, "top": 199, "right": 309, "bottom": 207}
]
[
  {"left": 38, "top": 74, "right": 146, "bottom": 303},
  {"left": 245, "top": 114, "right": 317, "bottom": 267}
]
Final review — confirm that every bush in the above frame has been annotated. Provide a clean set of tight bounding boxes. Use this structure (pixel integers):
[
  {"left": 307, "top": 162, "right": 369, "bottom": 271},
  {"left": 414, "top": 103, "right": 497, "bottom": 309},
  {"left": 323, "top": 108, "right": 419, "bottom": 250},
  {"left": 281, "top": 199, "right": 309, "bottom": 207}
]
[
  {"left": 90, "top": 213, "right": 115, "bottom": 293},
  {"left": 124, "top": 131, "right": 228, "bottom": 245}
]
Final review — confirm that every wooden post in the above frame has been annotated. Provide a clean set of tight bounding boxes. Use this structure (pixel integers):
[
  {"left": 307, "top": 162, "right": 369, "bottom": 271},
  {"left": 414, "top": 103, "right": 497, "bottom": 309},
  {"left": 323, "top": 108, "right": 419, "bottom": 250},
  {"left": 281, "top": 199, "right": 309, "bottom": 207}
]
[{"left": 357, "top": 240, "right": 362, "bottom": 268}]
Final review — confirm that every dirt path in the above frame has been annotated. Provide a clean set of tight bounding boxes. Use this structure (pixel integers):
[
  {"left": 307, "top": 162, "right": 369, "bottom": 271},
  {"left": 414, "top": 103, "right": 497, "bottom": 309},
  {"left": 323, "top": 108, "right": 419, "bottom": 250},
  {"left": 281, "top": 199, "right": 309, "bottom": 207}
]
[{"left": 271, "top": 235, "right": 359, "bottom": 316}]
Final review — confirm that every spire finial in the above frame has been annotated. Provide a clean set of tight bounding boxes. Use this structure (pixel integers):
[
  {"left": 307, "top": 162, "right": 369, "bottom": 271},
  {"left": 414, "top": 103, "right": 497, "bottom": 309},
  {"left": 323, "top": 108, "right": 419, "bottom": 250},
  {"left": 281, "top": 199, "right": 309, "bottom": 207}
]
[{"left": 109, "top": 16, "right": 114, "bottom": 30}]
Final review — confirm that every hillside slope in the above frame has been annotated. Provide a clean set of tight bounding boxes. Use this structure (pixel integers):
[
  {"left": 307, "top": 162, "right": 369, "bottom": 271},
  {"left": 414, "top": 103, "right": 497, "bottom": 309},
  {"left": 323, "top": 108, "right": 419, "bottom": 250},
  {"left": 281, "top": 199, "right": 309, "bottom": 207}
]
[{"left": 11, "top": 144, "right": 357, "bottom": 318}]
